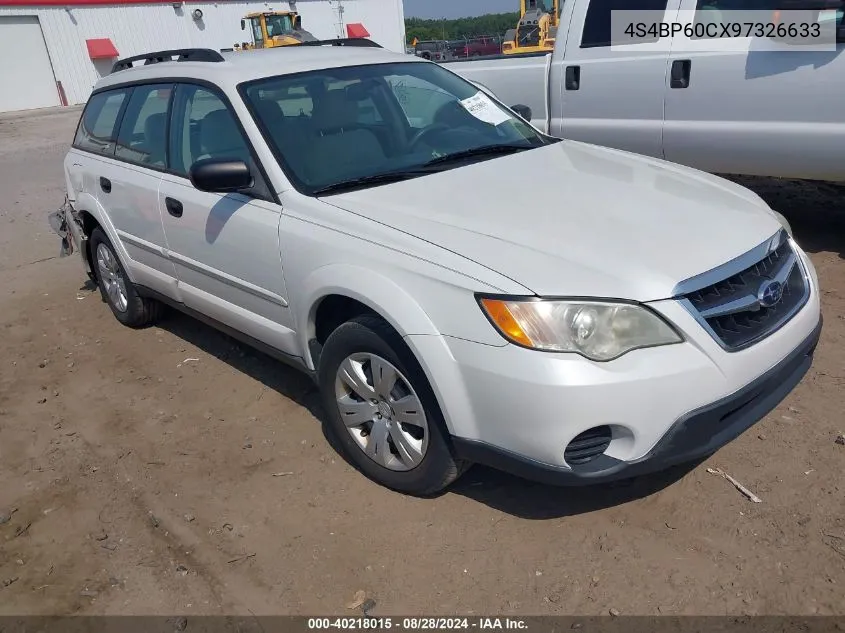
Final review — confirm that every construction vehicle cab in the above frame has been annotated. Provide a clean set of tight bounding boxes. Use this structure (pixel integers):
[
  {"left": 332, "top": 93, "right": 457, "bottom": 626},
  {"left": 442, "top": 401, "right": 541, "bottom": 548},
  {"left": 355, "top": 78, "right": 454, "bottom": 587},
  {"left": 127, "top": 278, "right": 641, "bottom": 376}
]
[
  {"left": 502, "top": 0, "right": 560, "bottom": 55},
  {"left": 237, "top": 11, "right": 317, "bottom": 49}
]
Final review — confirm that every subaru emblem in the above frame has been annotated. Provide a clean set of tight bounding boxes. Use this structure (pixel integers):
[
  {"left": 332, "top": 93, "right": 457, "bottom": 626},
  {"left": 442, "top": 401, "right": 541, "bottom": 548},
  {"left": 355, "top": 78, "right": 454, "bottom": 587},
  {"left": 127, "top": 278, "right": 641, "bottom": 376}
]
[{"left": 758, "top": 280, "right": 784, "bottom": 308}]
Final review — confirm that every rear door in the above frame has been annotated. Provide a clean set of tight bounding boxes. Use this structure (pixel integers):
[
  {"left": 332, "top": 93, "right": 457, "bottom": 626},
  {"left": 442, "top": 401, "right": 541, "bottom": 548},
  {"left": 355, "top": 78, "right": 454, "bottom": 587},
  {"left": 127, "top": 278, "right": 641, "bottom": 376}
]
[
  {"left": 157, "top": 82, "right": 296, "bottom": 355},
  {"left": 556, "top": 0, "right": 681, "bottom": 157},
  {"left": 663, "top": 0, "right": 845, "bottom": 179},
  {"left": 71, "top": 85, "right": 178, "bottom": 298}
]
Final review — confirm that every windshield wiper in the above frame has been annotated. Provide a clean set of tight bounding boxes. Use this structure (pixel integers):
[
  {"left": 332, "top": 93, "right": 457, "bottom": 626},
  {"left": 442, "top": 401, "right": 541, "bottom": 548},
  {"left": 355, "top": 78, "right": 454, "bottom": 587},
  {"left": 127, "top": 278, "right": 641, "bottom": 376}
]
[
  {"left": 312, "top": 169, "right": 434, "bottom": 196},
  {"left": 423, "top": 143, "right": 533, "bottom": 167}
]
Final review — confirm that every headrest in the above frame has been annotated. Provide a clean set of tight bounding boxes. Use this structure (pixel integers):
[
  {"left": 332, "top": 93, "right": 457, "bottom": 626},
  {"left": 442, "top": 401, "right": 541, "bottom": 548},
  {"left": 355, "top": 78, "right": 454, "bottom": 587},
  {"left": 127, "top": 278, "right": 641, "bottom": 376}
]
[
  {"left": 311, "top": 89, "right": 358, "bottom": 130},
  {"left": 200, "top": 109, "right": 244, "bottom": 155},
  {"left": 144, "top": 112, "right": 167, "bottom": 141}
]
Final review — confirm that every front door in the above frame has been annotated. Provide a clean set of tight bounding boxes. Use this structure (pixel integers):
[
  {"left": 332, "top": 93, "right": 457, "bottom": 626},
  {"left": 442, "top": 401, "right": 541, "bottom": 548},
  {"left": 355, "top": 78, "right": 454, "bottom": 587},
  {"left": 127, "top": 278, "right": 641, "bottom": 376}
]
[
  {"left": 157, "top": 82, "right": 297, "bottom": 355},
  {"left": 553, "top": 0, "right": 681, "bottom": 158}
]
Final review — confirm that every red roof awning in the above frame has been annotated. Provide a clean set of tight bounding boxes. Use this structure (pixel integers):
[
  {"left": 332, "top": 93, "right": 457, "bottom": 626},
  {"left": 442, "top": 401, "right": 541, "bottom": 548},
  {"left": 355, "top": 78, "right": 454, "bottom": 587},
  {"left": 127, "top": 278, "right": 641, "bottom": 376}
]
[
  {"left": 346, "top": 23, "right": 370, "bottom": 39},
  {"left": 86, "top": 38, "right": 119, "bottom": 59}
]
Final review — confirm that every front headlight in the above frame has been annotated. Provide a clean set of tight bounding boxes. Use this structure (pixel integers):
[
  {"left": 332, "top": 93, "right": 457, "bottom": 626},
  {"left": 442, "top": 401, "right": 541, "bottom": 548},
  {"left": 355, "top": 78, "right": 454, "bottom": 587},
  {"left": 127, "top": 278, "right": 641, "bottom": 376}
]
[{"left": 478, "top": 296, "right": 683, "bottom": 361}]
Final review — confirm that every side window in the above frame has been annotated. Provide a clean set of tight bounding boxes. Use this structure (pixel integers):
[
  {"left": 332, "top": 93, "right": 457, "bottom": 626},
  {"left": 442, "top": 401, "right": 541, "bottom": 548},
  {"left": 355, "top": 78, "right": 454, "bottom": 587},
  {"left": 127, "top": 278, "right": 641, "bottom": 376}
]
[
  {"left": 114, "top": 84, "right": 173, "bottom": 168},
  {"left": 168, "top": 84, "right": 253, "bottom": 176},
  {"left": 694, "top": 0, "right": 781, "bottom": 35},
  {"left": 251, "top": 18, "right": 265, "bottom": 46},
  {"left": 386, "top": 75, "right": 456, "bottom": 128},
  {"left": 73, "top": 89, "right": 129, "bottom": 155},
  {"left": 168, "top": 83, "right": 271, "bottom": 200},
  {"left": 581, "top": 0, "right": 670, "bottom": 47}
]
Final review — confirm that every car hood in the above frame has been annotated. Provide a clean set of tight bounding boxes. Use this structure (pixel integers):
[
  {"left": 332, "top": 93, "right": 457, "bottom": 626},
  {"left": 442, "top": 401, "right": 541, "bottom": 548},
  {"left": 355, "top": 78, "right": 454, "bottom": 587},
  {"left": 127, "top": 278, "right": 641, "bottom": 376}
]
[{"left": 322, "top": 140, "right": 783, "bottom": 301}]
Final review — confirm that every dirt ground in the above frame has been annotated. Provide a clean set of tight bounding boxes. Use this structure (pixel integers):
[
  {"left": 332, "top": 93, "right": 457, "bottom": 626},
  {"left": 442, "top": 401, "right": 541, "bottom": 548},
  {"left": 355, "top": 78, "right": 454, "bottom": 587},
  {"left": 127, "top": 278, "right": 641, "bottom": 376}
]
[{"left": 1, "top": 106, "right": 844, "bottom": 618}]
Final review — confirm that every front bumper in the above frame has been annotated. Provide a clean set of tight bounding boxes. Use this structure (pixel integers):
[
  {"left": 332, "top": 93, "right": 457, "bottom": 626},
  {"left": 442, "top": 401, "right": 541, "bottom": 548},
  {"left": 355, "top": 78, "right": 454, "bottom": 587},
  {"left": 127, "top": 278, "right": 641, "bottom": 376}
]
[{"left": 450, "top": 316, "right": 821, "bottom": 485}]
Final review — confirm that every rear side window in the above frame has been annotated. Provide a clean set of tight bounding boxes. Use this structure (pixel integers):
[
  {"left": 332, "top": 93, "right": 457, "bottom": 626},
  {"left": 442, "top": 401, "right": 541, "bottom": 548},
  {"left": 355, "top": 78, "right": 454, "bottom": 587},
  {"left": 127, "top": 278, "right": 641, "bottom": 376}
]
[
  {"left": 73, "top": 89, "right": 129, "bottom": 155},
  {"left": 581, "top": 0, "right": 670, "bottom": 47},
  {"left": 114, "top": 84, "right": 173, "bottom": 169}
]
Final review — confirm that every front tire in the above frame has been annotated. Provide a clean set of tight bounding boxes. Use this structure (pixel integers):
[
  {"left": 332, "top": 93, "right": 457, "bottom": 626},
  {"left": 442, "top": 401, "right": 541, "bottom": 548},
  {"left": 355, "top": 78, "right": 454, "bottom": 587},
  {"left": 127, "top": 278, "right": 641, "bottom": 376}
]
[
  {"left": 90, "top": 227, "right": 162, "bottom": 328},
  {"left": 318, "top": 315, "right": 467, "bottom": 496}
]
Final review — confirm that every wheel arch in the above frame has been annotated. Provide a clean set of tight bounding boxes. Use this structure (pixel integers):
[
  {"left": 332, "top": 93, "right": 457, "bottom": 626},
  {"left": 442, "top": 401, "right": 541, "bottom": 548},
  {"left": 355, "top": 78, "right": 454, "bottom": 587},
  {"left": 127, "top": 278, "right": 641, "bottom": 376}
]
[
  {"left": 71, "top": 193, "right": 137, "bottom": 284},
  {"left": 300, "top": 264, "right": 441, "bottom": 372}
]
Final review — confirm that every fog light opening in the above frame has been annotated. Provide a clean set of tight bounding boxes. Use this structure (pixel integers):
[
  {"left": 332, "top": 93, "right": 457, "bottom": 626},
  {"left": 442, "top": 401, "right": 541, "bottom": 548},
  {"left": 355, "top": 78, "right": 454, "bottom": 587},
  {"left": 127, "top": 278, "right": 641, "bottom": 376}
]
[{"left": 564, "top": 425, "right": 613, "bottom": 465}]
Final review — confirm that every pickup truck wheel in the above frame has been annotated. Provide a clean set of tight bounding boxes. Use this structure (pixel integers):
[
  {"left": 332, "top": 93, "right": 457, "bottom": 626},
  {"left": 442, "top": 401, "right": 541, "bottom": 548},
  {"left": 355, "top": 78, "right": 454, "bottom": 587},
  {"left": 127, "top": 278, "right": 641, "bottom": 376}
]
[
  {"left": 318, "top": 315, "right": 468, "bottom": 496},
  {"left": 90, "top": 228, "right": 162, "bottom": 328}
]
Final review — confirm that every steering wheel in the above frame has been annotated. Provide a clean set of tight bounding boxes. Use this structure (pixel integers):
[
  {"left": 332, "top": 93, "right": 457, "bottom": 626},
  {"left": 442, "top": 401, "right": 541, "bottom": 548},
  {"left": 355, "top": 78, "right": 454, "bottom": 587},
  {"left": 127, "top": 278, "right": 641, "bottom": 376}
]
[{"left": 408, "top": 123, "right": 450, "bottom": 150}]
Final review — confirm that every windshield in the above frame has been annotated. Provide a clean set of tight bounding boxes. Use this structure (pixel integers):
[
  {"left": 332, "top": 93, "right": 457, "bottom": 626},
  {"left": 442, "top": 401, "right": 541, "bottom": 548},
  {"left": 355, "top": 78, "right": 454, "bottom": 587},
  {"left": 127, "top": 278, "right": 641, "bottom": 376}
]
[
  {"left": 265, "top": 14, "right": 294, "bottom": 36},
  {"left": 241, "top": 62, "right": 554, "bottom": 195}
]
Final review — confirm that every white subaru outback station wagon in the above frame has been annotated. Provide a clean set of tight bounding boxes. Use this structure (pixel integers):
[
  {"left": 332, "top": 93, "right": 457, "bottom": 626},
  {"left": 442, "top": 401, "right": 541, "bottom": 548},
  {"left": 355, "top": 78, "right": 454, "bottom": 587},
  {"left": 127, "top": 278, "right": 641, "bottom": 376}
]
[{"left": 50, "top": 40, "right": 822, "bottom": 496}]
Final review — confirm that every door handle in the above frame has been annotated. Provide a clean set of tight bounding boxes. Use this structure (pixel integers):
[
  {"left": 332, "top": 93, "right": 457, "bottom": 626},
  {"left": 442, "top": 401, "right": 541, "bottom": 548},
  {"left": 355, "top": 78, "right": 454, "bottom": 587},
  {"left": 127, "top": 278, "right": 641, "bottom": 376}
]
[
  {"left": 165, "top": 197, "right": 183, "bottom": 218},
  {"left": 565, "top": 65, "right": 580, "bottom": 91},
  {"left": 99, "top": 177, "right": 111, "bottom": 194},
  {"left": 670, "top": 59, "right": 691, "bottom": 89}
]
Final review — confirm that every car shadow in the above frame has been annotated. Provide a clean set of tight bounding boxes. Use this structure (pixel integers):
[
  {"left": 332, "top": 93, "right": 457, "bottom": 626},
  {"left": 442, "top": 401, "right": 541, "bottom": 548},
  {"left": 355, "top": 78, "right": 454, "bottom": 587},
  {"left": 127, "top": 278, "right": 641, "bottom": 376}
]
[
  {"left": 157, "top": 309, "right": 322, "bottom": 419},
  {"left": 154, "top": 309, "right": 703, "bottom": 518},
  {"left": 724, "top": 175, "right": 845, "bottom": 259},
  {"left": 447, "top": 459, "right": 704, "bottom": 519}
]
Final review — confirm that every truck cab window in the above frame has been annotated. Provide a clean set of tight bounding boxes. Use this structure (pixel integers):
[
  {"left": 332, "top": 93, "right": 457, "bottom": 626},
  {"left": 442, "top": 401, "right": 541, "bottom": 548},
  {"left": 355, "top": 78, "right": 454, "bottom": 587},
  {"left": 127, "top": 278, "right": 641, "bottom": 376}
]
[{"left": 581, "top": 0, "right": 670, "bottom": 47}]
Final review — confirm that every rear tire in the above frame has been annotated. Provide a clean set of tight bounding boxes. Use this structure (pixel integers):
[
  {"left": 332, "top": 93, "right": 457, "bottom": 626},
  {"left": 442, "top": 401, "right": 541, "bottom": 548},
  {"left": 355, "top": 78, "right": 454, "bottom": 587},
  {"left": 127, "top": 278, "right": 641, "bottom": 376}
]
[
  {"left": 89, "top": 227, "right": 163, "bottom": 328},
  {"left": 318, "top": 314, "right": 468, "bottom": 496}
]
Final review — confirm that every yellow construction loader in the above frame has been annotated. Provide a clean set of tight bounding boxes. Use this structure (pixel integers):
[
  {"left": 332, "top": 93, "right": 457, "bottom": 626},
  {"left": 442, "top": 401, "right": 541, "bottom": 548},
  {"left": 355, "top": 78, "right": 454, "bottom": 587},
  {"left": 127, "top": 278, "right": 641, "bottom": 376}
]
[
  {"left": 502, "top": 0, "right": 560, "bottom": 55},
  {"left": 235, "top": 10, "right": 318, "bottom": 50}
]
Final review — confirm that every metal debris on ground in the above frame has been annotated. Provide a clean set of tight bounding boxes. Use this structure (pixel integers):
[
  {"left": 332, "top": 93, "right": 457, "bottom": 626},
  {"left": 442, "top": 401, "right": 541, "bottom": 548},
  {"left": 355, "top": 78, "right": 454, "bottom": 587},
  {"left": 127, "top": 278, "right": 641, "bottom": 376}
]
[
  {"left": 14, "top": 522, "right": 32, "bottom": 538},
  {"left": 2, "top": 577, "right": 20, "bottom": 588},
  {"left": 706, "top": 467, "right": 762, "bottom": 503},
  {"left": 346, "top": 590, "right": 366, "bottom": 610},
  {"left": 272, "top": 472, "right": 294, "bottom": 477},
  {"left": 227, "top": 553, "right": 256, "bottom": 564},
  {"left": 835, "top": 434, "right": 845, "bottom": 445}
]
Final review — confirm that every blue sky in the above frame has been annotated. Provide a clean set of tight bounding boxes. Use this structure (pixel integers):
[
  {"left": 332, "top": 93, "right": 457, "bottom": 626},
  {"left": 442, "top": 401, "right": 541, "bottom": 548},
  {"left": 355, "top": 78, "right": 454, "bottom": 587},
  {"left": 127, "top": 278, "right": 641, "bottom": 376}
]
[{"left": 403, "top": 0, "right": 517, "bottom": 19}]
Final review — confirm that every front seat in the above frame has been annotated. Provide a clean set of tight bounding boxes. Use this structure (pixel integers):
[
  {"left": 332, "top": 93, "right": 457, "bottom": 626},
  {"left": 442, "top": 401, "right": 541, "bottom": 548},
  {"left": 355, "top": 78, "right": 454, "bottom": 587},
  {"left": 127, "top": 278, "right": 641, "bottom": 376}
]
[
  {"left": 305, "top": 90, "right": 385, "bottom": 183},
  {"left": 196, "top": 109, "right": 251, "bottom": 165}
]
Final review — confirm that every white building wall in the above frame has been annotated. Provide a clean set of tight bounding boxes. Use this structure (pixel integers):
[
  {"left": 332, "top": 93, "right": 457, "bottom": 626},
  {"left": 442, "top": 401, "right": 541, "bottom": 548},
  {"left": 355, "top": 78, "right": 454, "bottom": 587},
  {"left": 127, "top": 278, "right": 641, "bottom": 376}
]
[{"left": 0, "top": 0, "right": 405, "bottom": 107}]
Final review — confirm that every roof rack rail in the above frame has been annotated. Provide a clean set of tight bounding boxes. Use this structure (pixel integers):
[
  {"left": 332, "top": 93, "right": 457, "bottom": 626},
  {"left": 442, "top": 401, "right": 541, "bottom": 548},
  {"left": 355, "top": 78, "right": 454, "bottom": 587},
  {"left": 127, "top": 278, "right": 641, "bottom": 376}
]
[
  {"left": 111, "top": 48, "right": 225, "bottom": 74},
  {"left": 293, "top": 37, "right": 382, "bottom": 48}
]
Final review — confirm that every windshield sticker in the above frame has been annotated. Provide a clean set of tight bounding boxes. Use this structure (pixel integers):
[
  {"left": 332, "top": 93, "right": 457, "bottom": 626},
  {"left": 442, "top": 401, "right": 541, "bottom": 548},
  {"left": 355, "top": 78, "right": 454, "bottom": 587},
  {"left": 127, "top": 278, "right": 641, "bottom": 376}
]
[{"left": 459, "top": 92, "right": 511, "bottom": 126}]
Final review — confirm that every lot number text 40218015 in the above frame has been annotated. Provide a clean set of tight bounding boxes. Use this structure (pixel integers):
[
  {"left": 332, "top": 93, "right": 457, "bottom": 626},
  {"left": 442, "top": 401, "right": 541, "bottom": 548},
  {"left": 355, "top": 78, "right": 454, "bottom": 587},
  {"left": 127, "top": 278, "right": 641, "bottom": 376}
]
[{"left": 307, "top": 618, "right": 528, "bottom": 630}]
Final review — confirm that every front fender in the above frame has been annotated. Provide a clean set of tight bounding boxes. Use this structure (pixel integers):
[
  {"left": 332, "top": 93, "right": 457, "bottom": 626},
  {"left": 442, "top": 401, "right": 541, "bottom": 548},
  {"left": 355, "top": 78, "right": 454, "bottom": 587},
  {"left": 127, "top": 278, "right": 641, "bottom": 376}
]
[{"left": 299, "top": 263, "right": 441, "bottom": 369}]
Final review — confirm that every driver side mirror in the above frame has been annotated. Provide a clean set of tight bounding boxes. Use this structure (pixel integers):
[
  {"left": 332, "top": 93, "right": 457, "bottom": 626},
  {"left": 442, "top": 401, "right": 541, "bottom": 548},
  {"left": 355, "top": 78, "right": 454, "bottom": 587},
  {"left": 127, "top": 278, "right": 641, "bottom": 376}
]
[
  {"left": 240, "top": 19, "right": 246, "bottom": 30},
  {"left": 511, "top": 104, "right": 532, "bottom": 122},
  {"left": 294, "top": 15, "right": 302, "bottom": 30},
  {"left": 189, "top": 158, "right": 253, "bottom": 193}
]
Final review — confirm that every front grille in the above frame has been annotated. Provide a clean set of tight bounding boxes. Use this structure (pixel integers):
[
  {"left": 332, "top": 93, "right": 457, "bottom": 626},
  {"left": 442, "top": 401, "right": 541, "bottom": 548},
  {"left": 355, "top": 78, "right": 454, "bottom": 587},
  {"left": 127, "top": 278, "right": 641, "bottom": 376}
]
[
  {"left": 565, "top": 426, "right": 612, "bottom": 465},
  {"left": 680, "top": 231, "right": 809, "bottom": 351}
]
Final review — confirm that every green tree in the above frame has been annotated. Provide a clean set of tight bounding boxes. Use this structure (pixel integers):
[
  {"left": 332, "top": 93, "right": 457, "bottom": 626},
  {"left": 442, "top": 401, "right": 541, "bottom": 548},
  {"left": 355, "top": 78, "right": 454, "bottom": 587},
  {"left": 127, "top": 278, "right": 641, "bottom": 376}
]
[{"left": 406, "top": 13, "right": 520, "bottom": 45}]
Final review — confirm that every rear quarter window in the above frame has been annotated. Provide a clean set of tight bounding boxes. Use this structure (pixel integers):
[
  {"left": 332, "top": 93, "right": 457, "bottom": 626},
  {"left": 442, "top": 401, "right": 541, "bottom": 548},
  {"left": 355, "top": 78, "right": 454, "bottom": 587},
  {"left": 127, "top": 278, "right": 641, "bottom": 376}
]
[{"left": 73, "top": 89, "right": 130, "bottom": 155}]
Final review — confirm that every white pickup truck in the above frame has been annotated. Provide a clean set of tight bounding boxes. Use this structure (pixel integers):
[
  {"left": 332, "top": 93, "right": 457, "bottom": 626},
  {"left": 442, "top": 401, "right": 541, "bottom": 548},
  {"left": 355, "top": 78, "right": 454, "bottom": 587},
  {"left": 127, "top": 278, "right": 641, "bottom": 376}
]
[{"left": 442, "top": 0, "right": 845, "bottom": 181}]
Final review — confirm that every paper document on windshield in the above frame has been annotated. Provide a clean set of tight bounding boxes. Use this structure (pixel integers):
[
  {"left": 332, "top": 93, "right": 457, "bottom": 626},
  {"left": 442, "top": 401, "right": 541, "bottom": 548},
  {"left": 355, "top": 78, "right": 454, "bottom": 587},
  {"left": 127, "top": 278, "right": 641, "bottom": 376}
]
[{"left": 459, "top": 92, "right": 510, "bottom": 126}]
